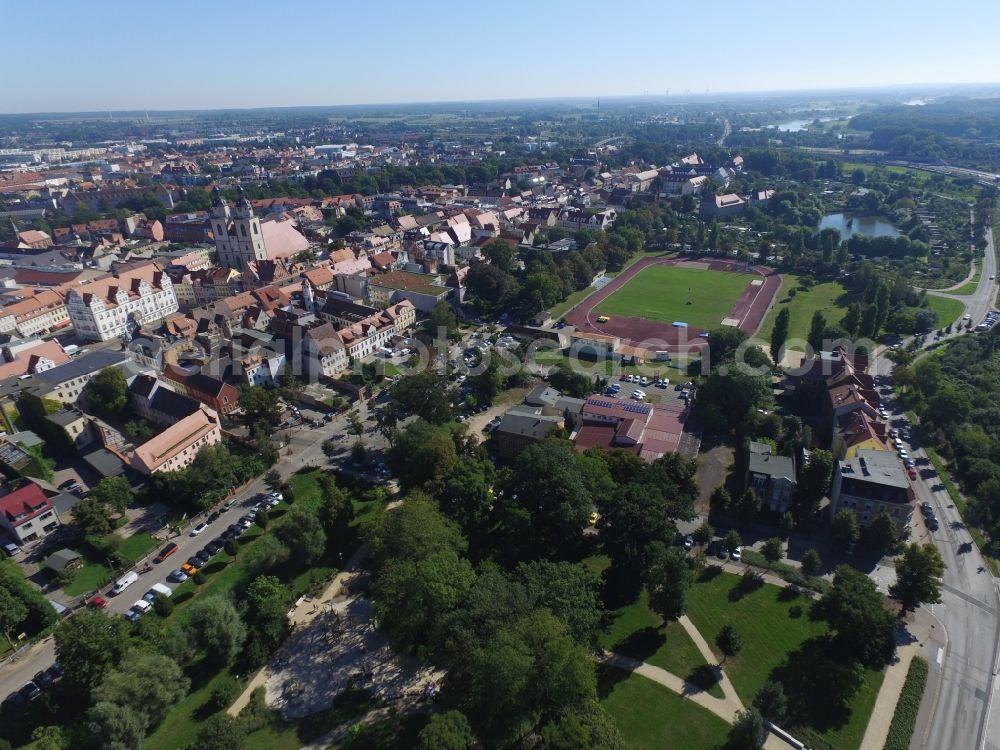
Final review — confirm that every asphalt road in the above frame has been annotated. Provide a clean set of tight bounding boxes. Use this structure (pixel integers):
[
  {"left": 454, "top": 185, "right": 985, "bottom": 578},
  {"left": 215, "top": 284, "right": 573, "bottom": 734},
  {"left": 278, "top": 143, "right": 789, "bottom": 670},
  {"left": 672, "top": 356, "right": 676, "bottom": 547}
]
[
  {"left": 872, "top": 224, "right": 1000, "bottom": 750},
  {"left": 0, "top": 402, "right": 370, "bottom": 702}
]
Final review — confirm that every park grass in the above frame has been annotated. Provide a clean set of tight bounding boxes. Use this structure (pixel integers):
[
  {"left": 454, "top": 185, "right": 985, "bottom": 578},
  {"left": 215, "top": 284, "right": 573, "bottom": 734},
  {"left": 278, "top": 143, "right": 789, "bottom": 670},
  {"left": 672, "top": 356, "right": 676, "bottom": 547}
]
[
  {"left": 600, "top": 592, "right": 724, "bottom": 698},
  {"left": 594, "top": 265, "right": 751, "bottom": 329},
  {"left": 598, "top": 665, "right": 731, "bottom": 750},
  {"left": 925, "top": 295, "right": 965, "bottom": 327},
  {"left": 687, "top": 570, "right": 884, "bottom": 750},
  {"left": 145, "top": 664, "right": 238, "bottom": 750},
  {"left": 757, "top": 275, "right": 847, "bottom": 346},
  {"left": 61, "top": 531, "right": 160, "bottom": 596}
]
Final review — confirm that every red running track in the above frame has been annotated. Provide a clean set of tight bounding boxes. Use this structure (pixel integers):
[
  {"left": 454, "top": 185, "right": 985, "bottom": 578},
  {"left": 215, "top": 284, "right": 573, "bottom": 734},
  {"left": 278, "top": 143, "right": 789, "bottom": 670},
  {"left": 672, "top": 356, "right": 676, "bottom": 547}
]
[{"left": 563, "top": 256, "right": 781, "bottom": 355}]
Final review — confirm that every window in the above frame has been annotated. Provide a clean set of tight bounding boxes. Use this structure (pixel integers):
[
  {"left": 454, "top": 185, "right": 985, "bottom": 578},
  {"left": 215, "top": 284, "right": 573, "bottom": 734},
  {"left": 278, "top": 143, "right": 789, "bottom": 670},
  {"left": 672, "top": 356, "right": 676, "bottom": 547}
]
[{"left": 240, "top": 224, "right": 247, "bottom": 237}]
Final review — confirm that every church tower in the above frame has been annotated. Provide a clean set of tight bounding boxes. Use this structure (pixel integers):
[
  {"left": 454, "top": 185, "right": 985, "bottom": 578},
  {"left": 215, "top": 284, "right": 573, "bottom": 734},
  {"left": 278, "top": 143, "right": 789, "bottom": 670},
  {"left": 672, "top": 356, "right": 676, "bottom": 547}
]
[{"left": 211, "top": 188, "right": 268, "bottom": 270}]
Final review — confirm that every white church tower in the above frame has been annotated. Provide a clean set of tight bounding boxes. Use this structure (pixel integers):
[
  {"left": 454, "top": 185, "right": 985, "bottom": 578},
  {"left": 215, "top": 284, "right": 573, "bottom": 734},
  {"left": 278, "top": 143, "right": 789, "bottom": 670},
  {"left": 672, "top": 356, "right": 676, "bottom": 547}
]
[{"left": 211, "top": 187, "right": 268, "bottom": 270}]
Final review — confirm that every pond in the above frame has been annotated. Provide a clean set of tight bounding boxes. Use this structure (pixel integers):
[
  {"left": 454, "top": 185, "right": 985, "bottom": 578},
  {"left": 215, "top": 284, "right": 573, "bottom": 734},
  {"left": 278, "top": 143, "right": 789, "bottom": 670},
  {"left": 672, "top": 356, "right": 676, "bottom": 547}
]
[
  {"left": 772, "top": 117, "right": 836, "bottom": 132},
  {"left": 818, "top": 213, "right": 900, "bottom": 240}
]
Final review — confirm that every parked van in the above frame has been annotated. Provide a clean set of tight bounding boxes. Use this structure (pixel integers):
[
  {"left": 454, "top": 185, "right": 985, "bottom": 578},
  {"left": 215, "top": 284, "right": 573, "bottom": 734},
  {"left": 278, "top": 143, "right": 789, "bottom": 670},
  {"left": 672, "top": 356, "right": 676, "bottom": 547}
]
[
  {"left": 143, "top": 583, "right": 172, "bottom": 602},
  {"left": 111, "top": 571, "right": 139, "bottom": 595}
]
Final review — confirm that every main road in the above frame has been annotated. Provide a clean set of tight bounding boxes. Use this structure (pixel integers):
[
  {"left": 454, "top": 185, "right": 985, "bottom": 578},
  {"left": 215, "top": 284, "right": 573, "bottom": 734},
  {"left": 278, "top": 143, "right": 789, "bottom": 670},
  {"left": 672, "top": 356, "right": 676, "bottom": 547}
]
[{"left": 872, "top": 221, "right": 999, "bottom": 750}]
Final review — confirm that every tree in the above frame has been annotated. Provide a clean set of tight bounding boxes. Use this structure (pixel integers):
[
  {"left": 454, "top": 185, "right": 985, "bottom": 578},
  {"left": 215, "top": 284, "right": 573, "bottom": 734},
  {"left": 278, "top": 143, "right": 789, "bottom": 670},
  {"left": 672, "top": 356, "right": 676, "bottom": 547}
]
[
  {"left": 55, "top": 609, "right": 130, "bottom": 693},
  {"left": 373, "top": 548, "right": 475, "bottom": 652},
  {"left": 89, "top": 476, "right": 133, "bottom": 514},
  {"left": 538, "top": 703, "right": 625, "bottom": 750},
  {"left": 727, "top": 707, "right": 767, "bottom": 750},
  {"left": 801, "top": 548, "right": 822, "bottom": 577},
  {"left": 818, "top": 565, "right": 897, "bottom": 666},
  {"left": 424, "top": 300, "right": 459, "bottom": 339},
  {"left": 388, "top": 372, "right": 454, "bottom": 424},
  {"left": 93, "top": 651, "right": 189, "bottom": 726},
  {"left": 321, "top": 439, "right": 338, "bottom": 459},
  {"left": 890, "top": 543, "right": 945, "bottom": 614},
  {"left": 770, "top": 307, "right": 790, "bottom": 362},
  {"left": 86, "top": 367, "right": 127, "bottom": 417},
  {"left": 842, "top": 302, "right": 862, "bottom": 337},
  {"left": 482, "top": 239, "right": 515, "bottom": 273},
  {"left": 0, "top": 587, "right": 27, "bottom": 648},
  {"left": 831, "top": 509, "right": 861, "bottom": 545},
  {"left": 693, "top": 521, "right": 714, "bottom": 547},
  {"left": 753, "top": 681, "right": 788, "bottom": 723},
  {"left": 346, "top": 409, "right": 365, "bottom": 447},
  {"left": 417, "top": 711, "right": 477, "bottom": 750},
  {"left": 243, "top": 575, "right": 295, "bottom": 662},
  {"left": 780, "top": 511, "right": 795, "bottom": 539},
  {"left": 715, "top": 624, "right": 743, "bottom": 664},
  {"left": 153, "top": 592, "right": 173, "bottom": 617},
  {"left": 318, "top": 473, "right": 354, "bottom": 545},
  {"left": 867, "top": 511, "right": 898, "bottom": 553},
  {"left": 645, "top": 545, "right": 692, "bottom": 622},
  {"left": 710, "top": 486, "right": 731, "bottom": 513},
  {"left": 504, "top": 442, "right": 593, "bottom": 555},
  {"left": 365, "top": 494, "right": 467, "bottom": 570},
  {"left": 29, "top": 726, "right": 66, "bottom": 750},
  {"left": 83, "top": 701, "right": 148, "bottom": 750},
  {"left": 238, "top": 385, "right": 281, "bottom": 427},
  {"left": 807, "top": 310, "right": 827, "bottom": 353},
  {"left": 263, "top": 469, "right": 283, "bottom": 493},
  {"left": 186, "top": 597, "right": 247, "bottom": 665},
  {"left": 275, "top": 506, "right": 327, "bottom": 564},
  {"left": 795, "top": 449, "right": 834, "bottom": 516},
  {"left": 851, "top": 168, "right": 867, "bottom": 185},
  {"left": 600, "top": 484, "right": 679, "bottom": 589},
  {"left": 761, "top": 537, "right": 784, "bottom": 569},
  {"left": 194, "top": 714, "right": 246, "bottom": 750},
  {"left": 518, "top": 560, "right": 606, "bottom": 647},
  {"left": 460, "top": 609, "right": 596, "bottom": 744},
  {"left": 736, "top": 487, "right": 760, "bottom": 519},
  {"left": 724, "top": 529, "right": 743, "bottom": 554},
  {"left": 71, "top": 496, "right": 115, "bottom": 537}
]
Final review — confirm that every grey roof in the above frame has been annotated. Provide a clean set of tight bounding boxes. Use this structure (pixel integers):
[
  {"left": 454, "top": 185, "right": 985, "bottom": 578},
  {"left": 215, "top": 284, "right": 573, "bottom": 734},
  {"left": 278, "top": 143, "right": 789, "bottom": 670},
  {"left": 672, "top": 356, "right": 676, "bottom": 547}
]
[
  {"left": 496, "top": 408, "right": 562, "bottom": 440},
  {"left": 525, "top": 385, "right": 561, "bottom": 407},
  {"left": 748, "top": 451, "right": 796, "bottom": 482},
  {"left": 81, "top": 447, "right": 125, "bottom": 477},
  {"left": 839, "top": 448, "right": 908, "bottom": 490},
  {"left": 32, "top": 350, "right": 130, "bottom": 386},
  {"left": 45, "top": 548, "right": 81, "bottom": 571},
  {"left": 45, "top": 408, "right": 88, "bottom": 427}
]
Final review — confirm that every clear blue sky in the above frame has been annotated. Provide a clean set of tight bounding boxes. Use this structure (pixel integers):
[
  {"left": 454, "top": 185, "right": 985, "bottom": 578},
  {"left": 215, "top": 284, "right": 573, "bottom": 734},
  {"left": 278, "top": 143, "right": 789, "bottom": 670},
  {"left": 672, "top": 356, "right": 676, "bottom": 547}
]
[{"left": 6, "top": 0, "right": 1000, "bottom": 113}]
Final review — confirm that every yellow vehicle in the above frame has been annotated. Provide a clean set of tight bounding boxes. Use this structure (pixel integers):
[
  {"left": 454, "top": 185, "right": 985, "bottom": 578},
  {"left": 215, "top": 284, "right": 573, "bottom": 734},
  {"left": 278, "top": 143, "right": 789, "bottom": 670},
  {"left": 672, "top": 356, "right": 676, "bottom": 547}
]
[
  {"left": 180, "top": 563, "right": 199, "bottom": 577},
  {"left": 596, "top": 315, "right": 610, "bottom": 323},
  {"left": 589, "top": 511, "right": 599, "bottom": 525}
]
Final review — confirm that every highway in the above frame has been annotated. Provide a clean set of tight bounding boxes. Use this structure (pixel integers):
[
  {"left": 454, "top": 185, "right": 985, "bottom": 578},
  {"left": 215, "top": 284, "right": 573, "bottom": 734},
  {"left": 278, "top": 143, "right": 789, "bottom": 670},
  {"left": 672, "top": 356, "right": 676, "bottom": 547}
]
[{"left": 871, "top": 222, "right": 999, "bottom": 750}]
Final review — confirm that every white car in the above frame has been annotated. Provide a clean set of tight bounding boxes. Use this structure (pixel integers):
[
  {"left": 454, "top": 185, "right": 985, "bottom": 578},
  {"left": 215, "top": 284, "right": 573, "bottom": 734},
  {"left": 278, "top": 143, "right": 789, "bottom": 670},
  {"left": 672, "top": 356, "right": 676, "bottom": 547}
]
[
  {"left": 640, "top": 376, "right": 649, "bottom": 386},
  {"left": 631, "top": 390, "right": 646, "bottom": 400},
  {"left": 730, "top": 546, "right": 743, "bottom": 562},
  {"left": 190, "top": 523, "right": 208, "bottom": 537},
  {"left": 898, "top": 449, "right": 910, "bottom": 460}
]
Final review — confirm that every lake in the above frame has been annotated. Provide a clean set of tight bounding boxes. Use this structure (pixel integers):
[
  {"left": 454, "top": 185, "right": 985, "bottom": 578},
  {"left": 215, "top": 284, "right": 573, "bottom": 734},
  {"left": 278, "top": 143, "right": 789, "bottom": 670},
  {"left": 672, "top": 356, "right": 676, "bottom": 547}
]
[
  {"left": 818, "top": 213, "right": 901, "bottom": 239},
  {"left": 772, "top": 117, "right": 836, "bottom": 132}
]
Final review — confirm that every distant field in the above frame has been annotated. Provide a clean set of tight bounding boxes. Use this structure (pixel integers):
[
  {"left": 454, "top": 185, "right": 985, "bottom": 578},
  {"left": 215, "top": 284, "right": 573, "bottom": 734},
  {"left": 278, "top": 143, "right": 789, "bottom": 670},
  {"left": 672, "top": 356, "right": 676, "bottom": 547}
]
[
  {"left": 593, "top": 265, "right": 750, "bottom": 329},
  {"left": 758, "top": 276, "right": 847, "bottom": 347}
]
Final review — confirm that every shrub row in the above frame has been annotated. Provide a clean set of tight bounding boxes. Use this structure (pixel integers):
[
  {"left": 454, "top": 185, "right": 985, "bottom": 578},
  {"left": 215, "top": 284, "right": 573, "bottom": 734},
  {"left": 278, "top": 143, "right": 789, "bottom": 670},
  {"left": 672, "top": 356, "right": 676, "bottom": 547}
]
[{"left": 882, "top": 656, "right": 929, "bottom": 750}]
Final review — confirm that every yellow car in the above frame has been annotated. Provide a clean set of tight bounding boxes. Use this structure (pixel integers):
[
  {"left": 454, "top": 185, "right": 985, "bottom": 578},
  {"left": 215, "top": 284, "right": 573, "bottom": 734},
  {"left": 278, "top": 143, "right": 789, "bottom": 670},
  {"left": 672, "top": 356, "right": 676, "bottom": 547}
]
[
  {"left": 596, "top": 315, "right": 610, "bottom": 324},
  {"left": 589, "top": 511, "right": 599, "bottom": 525},
  {"left": 180, "top": 563, "right": 199, "bottom": 577}
]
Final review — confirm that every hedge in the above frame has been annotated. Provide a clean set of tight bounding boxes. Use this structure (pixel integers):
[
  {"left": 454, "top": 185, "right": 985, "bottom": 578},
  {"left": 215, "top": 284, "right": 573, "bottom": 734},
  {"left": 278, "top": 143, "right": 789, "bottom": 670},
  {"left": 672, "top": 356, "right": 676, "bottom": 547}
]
[{"left": 882, "top": 656, "right": 929, "bottom": 750}]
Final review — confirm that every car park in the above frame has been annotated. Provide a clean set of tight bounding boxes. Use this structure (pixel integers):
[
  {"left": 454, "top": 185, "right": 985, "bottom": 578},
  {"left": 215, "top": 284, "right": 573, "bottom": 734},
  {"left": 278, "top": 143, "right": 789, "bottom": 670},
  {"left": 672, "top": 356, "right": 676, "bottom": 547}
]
[{"left": 168, "top": 569, "right": 189, "bottom": 583}]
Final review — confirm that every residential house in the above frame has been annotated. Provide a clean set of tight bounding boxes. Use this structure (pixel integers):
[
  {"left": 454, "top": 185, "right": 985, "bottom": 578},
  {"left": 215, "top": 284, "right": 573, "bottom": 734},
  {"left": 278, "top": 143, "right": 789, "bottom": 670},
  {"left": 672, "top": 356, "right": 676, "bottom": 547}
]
[
  {"left": 745, "top": 441, "right": 797, "bottom": 513},
  {"left": 0, "top": 482, "right": 60, "bottom": 544},
  {"left": 65, "top": 262, "right": 178, "bottom": 341},
  {"left": 130, "top": 405, "right": 222, "bottom": 475},
  {"left": 495, "top": 406, "right": 564, "bottom": 460},
  {"left": 700, "top": 193, "right": 746, "bottom": 218},
  {"left": 830, "top": 449, "right": 914, "bottom": 537}
]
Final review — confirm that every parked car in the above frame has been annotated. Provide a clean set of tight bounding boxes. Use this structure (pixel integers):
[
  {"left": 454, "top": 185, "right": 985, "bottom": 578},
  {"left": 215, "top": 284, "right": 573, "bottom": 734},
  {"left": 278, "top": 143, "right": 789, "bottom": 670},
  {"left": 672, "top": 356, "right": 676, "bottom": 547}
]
[
  {"left": 88, "top": 595, "right": 109, "bottom": 609},
  {"left": 21, "top": 682, "right": 41, "bottom": 701},
  {"left": 589, "top": 511, "right": 598, "bottom": 525},
  {"left": 222, "top": 498, "right": 237, "bottom": 510},
  {"left": 920, "top": 501, "right": 933, "bottom": 516},
  {"left": 926, "top": 517, "right": 939, "bottom": 531},
  {"left": 2, "top": 542, "right": 20, "bottom": 557},
  {"left": 153, "top": 542, "right": 178, "bottom": 564},
  {"left": 143, "top": 583, "right": 172, "bottom": 603},
  {"left": 180, "top": 562, "right": 199, "bottom": 576},
  {"left": 190, "top": 522, "right": 208, "bottom": 537},
  {"left": 716, "top": 545, "right": 728, "bottom": 560},
  {"left": 33, "top": 670, "right": 53, "bottom": 690},
  {"left": 207, "top": 511, "right": 221, "bottom": 524},
  {"left": 683, "top": 535, "right": 694, "bottom": 550},
  {"left": 168, "top": 569, "right": 189, "bottom": 583},
  {"left": 730, "top": 546, "right": 743, "bottom": 562}
]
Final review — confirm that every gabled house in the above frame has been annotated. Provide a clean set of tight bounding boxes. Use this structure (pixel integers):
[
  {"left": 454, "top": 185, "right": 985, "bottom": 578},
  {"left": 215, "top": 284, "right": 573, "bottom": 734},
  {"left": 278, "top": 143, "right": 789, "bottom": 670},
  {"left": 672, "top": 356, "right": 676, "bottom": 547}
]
[{"left": 745, "top": 442, "right": 797, "bottom": 513}]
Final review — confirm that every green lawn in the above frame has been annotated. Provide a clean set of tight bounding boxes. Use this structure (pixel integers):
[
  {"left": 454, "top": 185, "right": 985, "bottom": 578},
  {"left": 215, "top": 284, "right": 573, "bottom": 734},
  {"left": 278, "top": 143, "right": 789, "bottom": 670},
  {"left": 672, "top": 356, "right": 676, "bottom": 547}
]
[
  {"left": 62, "top": 561, "right": 113, "bottom": 596},
  {"left": 925, "top": 295, "right": 965, "bottom": 327},
  {"left": 594, "top": 265, "right": 752, "bottom": 329},
  {"left": 598, "top": 665, "right": 731, "bottom": 750},
  {"left": 687, "top": 570, "right": 884, "bottom": 750},
  {"left": 757, "top": 275, "right": 847, "bottom": 346},
  {"left": 600, "top": 593, "right": 723, "bottom": 698}
]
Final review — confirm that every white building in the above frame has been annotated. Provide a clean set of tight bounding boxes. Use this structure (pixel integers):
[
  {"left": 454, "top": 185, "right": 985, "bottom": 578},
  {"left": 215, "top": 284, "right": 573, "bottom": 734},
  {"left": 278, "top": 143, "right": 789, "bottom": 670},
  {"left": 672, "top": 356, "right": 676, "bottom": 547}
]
[
  {"left": 65, "top": 263, "right": 178, "bottom": 341},
  {"left": 211, "top": 190, "right": 268, "bottom": 271}
]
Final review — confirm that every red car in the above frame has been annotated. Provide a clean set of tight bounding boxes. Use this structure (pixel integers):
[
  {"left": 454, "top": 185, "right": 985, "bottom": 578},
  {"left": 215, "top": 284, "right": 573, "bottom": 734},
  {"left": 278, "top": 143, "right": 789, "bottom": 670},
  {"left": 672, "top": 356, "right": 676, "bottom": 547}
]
[
  {"left": 907, "top": 468, "right": 918, "bottom": 480},
  {"left": 153, "top": 542, "right": 178, "bottom": 564},
  {"left": 89, "top": 596, "right": 108, "bottom": 609}
]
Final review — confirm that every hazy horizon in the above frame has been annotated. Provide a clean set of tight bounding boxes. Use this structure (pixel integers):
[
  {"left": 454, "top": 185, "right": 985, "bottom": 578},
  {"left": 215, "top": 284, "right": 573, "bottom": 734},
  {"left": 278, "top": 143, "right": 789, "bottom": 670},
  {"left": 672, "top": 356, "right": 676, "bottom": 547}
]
[{"left": 6, "top": 0, "right": 1000, "bottom": 114}]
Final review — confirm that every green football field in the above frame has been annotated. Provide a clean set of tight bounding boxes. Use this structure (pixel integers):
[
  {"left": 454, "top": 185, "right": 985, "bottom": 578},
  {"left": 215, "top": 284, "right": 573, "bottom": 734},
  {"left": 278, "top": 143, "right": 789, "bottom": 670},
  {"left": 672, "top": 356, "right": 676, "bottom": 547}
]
[{"left": 593, "top": 264, "right": 752, "bottom": 329}]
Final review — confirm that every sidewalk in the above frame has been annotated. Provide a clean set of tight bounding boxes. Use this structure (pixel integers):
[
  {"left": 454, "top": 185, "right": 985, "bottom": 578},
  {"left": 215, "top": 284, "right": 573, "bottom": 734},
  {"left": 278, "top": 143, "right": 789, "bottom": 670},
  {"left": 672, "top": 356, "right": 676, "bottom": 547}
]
[
  {"left": 678, "top": 615, "right": 743, "bottom": 709},
  {"left": 857, "top": 608, "right": 937, "bottom": 750}
]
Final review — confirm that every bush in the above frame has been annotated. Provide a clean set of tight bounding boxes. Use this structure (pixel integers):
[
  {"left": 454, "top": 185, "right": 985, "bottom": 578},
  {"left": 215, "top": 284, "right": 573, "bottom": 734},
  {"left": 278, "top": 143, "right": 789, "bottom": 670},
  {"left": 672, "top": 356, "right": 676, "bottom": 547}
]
[
  {"left": 153, "top": 593, "right": 174, "bottom": 617},
  {"left": 206, "top": 677, "right": 241, "bottom": 715},
  {"left": 882, "top": 657, "right": 929, "bottom": 750},
  {"left": 255, "top": 510, "right": 269, "bottom": 529},
  {"left": 224, "top": 540, "right": 239, "bottom": 556},
  {"left": 193, "top": 571, "right": 206, "bottom": 585}
]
